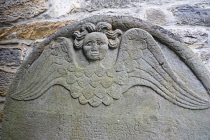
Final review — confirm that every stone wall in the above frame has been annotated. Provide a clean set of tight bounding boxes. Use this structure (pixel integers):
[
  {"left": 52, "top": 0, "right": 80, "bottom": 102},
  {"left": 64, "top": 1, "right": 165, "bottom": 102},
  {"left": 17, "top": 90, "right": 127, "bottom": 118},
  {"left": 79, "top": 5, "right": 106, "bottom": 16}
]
[{"left": 0, "top": 0, "right": 210, "bottom": 136}]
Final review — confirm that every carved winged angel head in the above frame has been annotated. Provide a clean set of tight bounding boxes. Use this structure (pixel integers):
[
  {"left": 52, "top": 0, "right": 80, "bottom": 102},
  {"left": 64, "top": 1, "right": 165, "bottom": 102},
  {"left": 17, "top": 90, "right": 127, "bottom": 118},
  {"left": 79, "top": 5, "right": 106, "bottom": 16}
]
[
  {"left": 9, "top": 20, "right": 210, "bottom": 109},
  {"left": 73, "top": 22, "right": 122, "bottom": 61}
]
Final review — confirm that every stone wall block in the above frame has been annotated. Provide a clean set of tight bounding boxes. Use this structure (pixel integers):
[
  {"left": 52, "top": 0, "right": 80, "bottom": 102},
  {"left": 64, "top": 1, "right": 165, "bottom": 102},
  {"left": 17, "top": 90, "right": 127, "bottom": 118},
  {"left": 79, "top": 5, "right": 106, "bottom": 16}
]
[
  {"left": 0, "top": 47, "right": 24, "bottom": 66},
  {"left": 199, "top": 50, "right": 210, "bottom": 63},
  {"left": 169, "top": 28, "right": 208, "bottom": 48},
  {"left": 0, "top": 0, "right": 32, "bottom": 8},
  {"left": 146, "top": 9, "right": 167, "bottom": 25},
  {"left": 0, "top": 0, "right": 48, "bottom": 25},
  {"left": 48, "top": 0, "right": 81, "bottom": 18},
  {"left": 82, "top": 0, "right": 144, "bottom": 12},
  {"left": 0, "top": 69, "right": 15, "bottom": 97},
  {"left": 0, "top": 21, "right": 75, "bottom": 40},
  {"left": 171, "top": 4, "right": 210, "bottom": 26}
]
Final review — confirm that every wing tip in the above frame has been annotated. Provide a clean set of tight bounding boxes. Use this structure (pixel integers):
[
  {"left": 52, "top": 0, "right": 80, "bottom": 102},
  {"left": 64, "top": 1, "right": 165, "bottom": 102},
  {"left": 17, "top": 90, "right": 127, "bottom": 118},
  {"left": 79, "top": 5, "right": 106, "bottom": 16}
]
[
  {"left": 10, "top": 93, "right": 39, "bottom": 101},
  {"left": 10, "top": 94, "right": 24, "bottom": 101}
]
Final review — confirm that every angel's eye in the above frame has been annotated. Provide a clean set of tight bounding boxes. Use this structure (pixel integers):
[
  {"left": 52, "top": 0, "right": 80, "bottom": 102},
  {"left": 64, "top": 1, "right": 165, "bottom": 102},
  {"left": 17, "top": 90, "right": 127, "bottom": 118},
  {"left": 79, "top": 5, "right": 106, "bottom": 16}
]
[
  {"left": 97, "top": 40, "right": 103, "bottom": 45},
  {"left": 86, "top": 41, "right": 92, "bottom": 46}
]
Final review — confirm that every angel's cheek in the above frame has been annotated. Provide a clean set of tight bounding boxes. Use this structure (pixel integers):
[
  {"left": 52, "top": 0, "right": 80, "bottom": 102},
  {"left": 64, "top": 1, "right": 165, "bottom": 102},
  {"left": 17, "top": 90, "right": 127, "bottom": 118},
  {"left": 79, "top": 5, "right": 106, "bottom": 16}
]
[
  {"left": 83, "top": 45, "right": 92, "bottom": 59},
  {"left": 99, "top": 44, "right": 108, "bottom": 59}
]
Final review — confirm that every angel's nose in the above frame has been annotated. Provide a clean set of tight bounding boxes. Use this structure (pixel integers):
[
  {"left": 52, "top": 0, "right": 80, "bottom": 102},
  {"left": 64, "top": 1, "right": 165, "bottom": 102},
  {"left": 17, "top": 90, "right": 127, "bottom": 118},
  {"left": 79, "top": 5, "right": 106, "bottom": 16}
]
[{"left": 91, "top": 44, "right": 98, "bottom": 51}]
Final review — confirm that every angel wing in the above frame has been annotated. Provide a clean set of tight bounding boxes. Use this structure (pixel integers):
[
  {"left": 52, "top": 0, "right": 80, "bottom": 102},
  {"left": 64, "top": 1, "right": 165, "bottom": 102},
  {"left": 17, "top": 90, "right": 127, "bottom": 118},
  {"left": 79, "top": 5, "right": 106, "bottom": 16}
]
[
  {"left": 11, "top": 28, "right": 210, "bottom": 110},
  {"left": 11, "top": 37, "right": 81, "bottom": 100},
  {"left": 113, "top": 28, "right": 210, "bottom": 110},
  {"left": 11, "top": 36, "right": 114, "bottom": 107}
]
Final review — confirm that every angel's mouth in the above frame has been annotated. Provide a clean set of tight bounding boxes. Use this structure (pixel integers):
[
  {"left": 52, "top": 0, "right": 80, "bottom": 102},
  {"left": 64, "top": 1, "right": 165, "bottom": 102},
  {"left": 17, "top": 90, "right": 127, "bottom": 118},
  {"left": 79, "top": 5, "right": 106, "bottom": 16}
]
[{"left": 91, "top": 52, "right": 99, "bottom": 56}]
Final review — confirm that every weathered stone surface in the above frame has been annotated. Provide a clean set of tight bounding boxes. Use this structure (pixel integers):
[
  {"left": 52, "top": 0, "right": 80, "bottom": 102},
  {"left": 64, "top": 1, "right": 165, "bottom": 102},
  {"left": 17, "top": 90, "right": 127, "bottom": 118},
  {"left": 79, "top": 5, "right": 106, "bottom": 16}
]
[
  {"left": 0, "top": 21, "right": 75, "bottom": 40},
  {"left": 198, "top": 50, "right": 210, "bottom": 74},
  {"left": 200, "top": 50, "right": 210, "bottom": 63},
  {"left": 3, "top": 16, "right": 210, "bottom": 140},
  {"left": 49, "top": 0, "right": 81, "bottom": 17},
  {"left": 146, "top": 9, "right": 167, "bottom": 25},
  {"left": 0, "top": 0, "right": 48, "bottom": 25},
  {"left": 0, "top": 69, "right": 15, "bottom": 97},
  {"left": 169, "top": 28, "right": 208, "bottom": 48},
  {"left": 168, "top": 28, "right": 210, "bottom": 69},
  {"left": 0, "top": 110, "right": 3, "bottom": 122},
  {"left": 47, "top": 0, "right": 145, "bottom": 17},
  {"left": 172, "top": 4, "right": 210, "bottom": 26},
  {"left": 81, "top": 0, "right": 195, "bottom": 11},
  {"left": 0, "top": 0, "right": 32, "bottom": 8},
  {"left": 84, "top": 0, "right": 141, "bottom": 10},
  {"left": 0, "top": 47, "right": 24, "bottom": 66}
]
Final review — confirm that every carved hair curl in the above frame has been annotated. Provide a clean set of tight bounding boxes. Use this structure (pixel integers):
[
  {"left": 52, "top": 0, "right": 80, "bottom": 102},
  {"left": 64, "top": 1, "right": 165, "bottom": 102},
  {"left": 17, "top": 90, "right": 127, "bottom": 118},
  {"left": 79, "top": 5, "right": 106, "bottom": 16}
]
[{"left": 74, "top": 22, "right": 122, "bottom": 49}]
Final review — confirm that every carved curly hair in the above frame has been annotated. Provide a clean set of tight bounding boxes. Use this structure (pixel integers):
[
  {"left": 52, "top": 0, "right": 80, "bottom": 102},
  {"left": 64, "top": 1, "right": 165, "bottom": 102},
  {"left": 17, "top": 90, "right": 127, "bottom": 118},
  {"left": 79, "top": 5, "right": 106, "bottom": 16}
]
[{"left": 73, "top": 22, "right": 122, "bottom": 49}]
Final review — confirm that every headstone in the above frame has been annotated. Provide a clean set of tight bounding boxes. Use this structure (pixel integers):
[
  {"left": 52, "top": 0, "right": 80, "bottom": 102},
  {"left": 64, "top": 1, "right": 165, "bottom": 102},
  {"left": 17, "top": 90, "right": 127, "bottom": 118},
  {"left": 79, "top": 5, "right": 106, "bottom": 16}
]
[{"left": 3, "top": 16, "right": 210, "bottom": 140}]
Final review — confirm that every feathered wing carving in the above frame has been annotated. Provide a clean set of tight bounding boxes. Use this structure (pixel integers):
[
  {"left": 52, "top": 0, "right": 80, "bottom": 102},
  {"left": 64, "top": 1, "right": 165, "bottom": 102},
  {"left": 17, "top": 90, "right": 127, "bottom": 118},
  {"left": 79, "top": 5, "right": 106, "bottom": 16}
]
[
  {"left": 11, "top": 36, "right": 120, "bottom": 107},
  {"left": 11, "top": 27, "right": 210, "bottom": 109},
  {"left": 116, "top": 28, "right": 210, "bottom": 109},
  {"left": 11, "top": 37, "right": 78, "bottom": 100}
]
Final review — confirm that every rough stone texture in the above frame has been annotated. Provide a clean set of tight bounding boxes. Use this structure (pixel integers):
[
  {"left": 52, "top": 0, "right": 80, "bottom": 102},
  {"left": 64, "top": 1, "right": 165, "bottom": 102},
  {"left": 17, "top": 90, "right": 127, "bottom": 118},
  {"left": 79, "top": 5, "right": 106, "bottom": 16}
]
[
  {"left": 0, "top": 0, "right": 32, "bottom": 8},
  {"left": 168, "top": 28, "right": 210, "bottom": 70},
  {"left": 0, "top": 69, "right": 14, "bottom": 136},
  {"left": 3, "top": 16, "right": 210, "bottom": 140},
  {"left": 0, "top": 0, "right": 48, "bottom": 25},
  {"left": 1, "top": 0, "right": 210, "bottom": 139},
  {"left": 0, "top": 21, "right": 75, "bottom": 40},
  {"left": 199, "top": 50, "right": 210, "bottom": 70},
  {"left": 200, "top": 51, "right": 210, "bottom": 62},
  {"left": 172, "top": 4, "right": 210, "bottom": 26},
  {"left": 82, "top": 0, "right": 143, "bottom": 11},
  {"left": 146, "top": 9, "right": 167, "bottom": 25},
  {"left": 168, "top": 28, "right": 209, "bottom": 48},
  {"left": 0, "top": 69, "right": 15, "bottom": 97},
  {"left": 0, "top": 47, "right": 24, "bottom": 66},
  {"left": 48, "top": 0, "right": 81, "bottom": 18}
]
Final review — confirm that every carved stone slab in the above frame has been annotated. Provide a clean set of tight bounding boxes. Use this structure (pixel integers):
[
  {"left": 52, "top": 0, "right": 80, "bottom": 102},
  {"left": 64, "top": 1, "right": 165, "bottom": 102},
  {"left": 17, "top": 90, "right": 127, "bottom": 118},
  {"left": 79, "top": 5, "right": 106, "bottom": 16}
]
[{"left": 3, "top": 16, "right": 210, "bottom": 140}]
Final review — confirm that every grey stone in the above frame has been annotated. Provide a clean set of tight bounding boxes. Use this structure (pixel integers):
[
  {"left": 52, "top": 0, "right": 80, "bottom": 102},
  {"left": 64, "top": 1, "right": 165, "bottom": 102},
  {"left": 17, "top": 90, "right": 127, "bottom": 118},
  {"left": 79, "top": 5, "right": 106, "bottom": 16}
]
[
  {"left": 0, "top": 0, "right": 48, "bottom": 24},
  {"left": 146, "top": 9, "right": 167, "bottom": 25},
  {"left": 82, "top": 0, "right": 144, "bottom": 11},
  {"left": 0, "top": 69, "right": 14, "bottom": 97},
  {"left": 3, "top": 15, "right": 210, "bottom": 140},
  {"left": 168, "top": 28, "right": 208, "bottom": 49},
  {"left": 172, "top": 4, "right": 210, "bottom": 26},
  {"left": 0, "top": 48, "right": 23, "bottom": 66},
  {"left": 0, "top": 0, "right": 32, "bottom": 8},
  {"left": 200, "top": 50, "right": 210, "bottom": 63}
]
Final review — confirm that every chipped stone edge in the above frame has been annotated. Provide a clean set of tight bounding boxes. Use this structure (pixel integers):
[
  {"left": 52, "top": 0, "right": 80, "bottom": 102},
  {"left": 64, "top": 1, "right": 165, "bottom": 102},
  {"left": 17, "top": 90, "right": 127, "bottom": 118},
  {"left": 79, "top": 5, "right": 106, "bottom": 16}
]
[{"left": 7, "top": 15, "right": 210, "bottom": 98}]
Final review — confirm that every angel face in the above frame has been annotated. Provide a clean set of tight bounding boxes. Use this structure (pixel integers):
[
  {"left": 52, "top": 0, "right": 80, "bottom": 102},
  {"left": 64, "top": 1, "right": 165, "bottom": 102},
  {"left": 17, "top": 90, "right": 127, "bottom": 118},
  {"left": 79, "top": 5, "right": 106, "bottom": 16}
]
[{"left": 83, "top": 32, "right": 108, "bottom": 61}]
